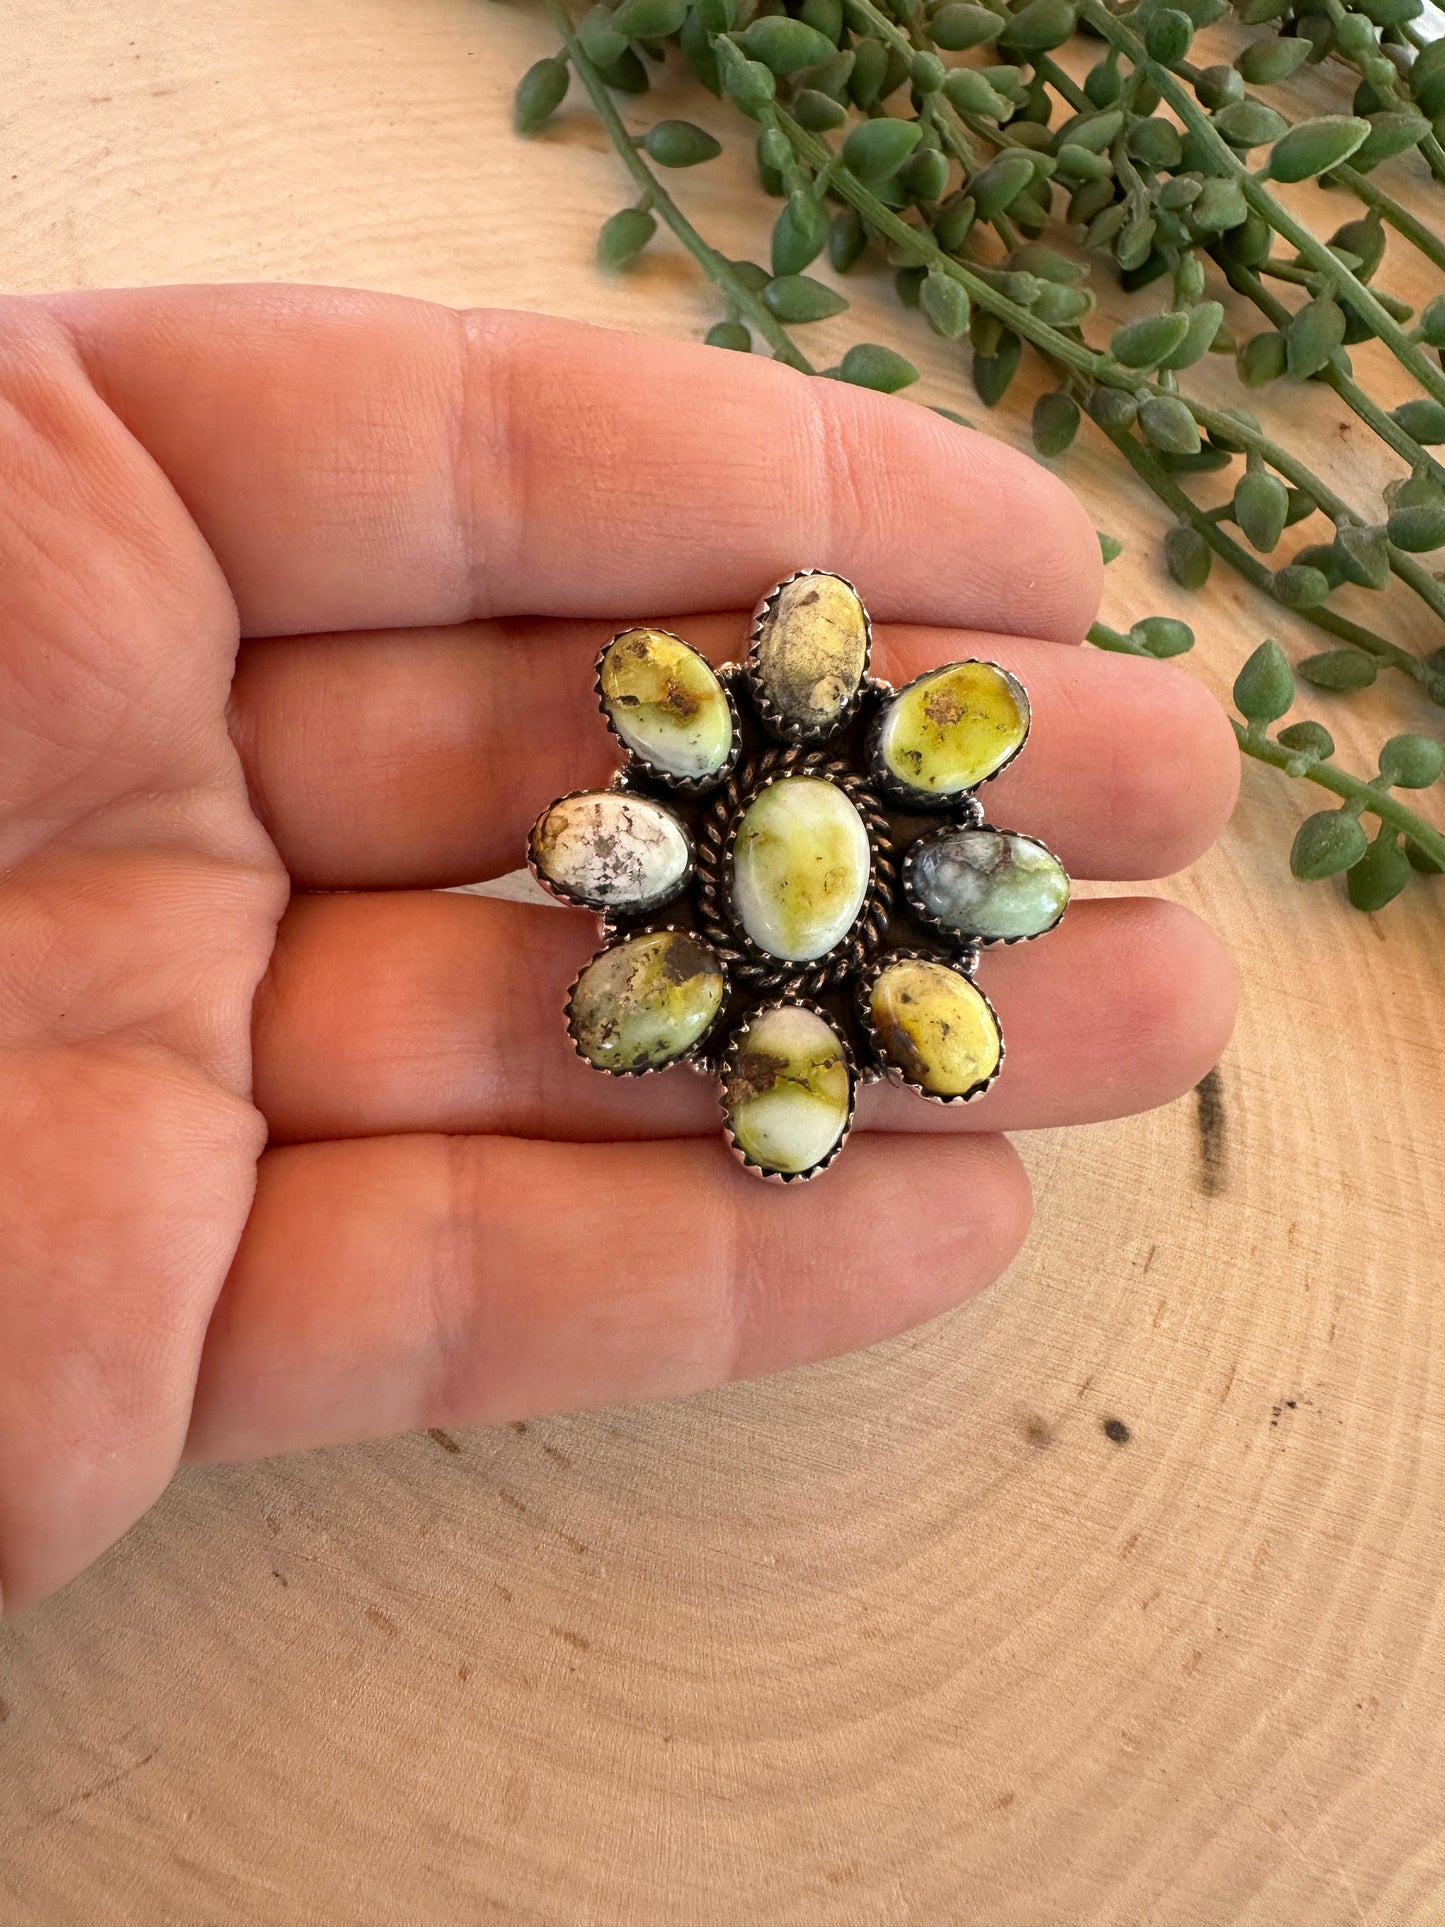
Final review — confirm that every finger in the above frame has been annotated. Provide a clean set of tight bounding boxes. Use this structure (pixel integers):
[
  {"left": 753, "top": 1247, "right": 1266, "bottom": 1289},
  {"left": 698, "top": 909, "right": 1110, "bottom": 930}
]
[
  {"left": 185, "top": 1130, "right": 1031, "bottom": 1462},
  {"left": 253, "top": 892, "right": 1237, "bottom": 1144},
  {"left": 230, "top": 619, "right": 1238, "bottom": 889},
  {"left": 49, "top": 285, "right": 1100, "bottom": 642}
]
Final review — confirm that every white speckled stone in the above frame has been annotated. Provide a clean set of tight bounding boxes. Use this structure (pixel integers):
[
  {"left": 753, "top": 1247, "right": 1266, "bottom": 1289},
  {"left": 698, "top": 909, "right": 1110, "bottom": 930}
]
[
  {"left": 530, "top": 792, "right": 689, "bottom": 911},
  {"left": 722, "top": 1005, "right": 851, "bottom": 1175},
  {"left": 908, "top": 828, "right": 1068, "bottom": 940},
  {"left": 751, "top": 573, "right": 868, "bottom": 737},
  {"left": 731, "top": 775, "right": 871, "bottom": 962}
]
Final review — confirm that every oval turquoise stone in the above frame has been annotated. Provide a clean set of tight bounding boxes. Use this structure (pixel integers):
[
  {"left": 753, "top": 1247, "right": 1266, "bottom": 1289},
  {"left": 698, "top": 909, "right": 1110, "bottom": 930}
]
[
  {"left": 750, "top": 572, "right": 869, "bottom": 739},
  {"left": 568, "top": 931, "right": 726, "bottom": 1072},
  {"left": 721, "top": 1004, "right": 852, "bottom": 1175},
  {"left": 907, "top": 828, "right": 1068, "bottom": 941},
  {"left": 599, "top": 628, "right": 733, "bottom": 781},
  {"left": 730, "top": 775, "right": 871, "bottom": 962},
  {"left": 875, "top": 660, "right": 1030, "bottom": 798}
]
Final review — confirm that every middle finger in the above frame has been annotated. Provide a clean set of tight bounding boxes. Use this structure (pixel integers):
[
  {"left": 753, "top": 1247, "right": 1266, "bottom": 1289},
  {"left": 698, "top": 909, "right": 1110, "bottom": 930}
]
[{"left": 229, "top": 614, "right": 1238, "bottom": 890}]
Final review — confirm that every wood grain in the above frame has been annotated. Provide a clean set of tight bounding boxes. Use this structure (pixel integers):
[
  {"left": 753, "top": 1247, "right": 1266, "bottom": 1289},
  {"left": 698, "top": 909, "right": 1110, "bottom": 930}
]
[{"left": 2, "top": 4, "right": 1444, "bottom": 1924}]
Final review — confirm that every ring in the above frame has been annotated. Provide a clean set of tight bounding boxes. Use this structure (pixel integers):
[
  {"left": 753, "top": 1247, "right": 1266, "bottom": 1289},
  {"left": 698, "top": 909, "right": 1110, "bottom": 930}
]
[{"left": 527, "top": 570, "right": 1070, "bottom": 1184}]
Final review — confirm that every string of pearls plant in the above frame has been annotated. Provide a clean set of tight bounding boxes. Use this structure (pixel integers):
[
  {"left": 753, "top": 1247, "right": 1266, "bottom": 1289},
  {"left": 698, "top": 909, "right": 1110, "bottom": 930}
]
[{"left": 515, "top": 0, "right": 1445, "bottom": 910}]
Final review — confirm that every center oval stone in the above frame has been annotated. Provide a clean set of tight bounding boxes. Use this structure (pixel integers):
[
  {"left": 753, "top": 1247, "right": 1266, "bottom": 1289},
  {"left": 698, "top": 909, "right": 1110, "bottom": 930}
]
[{"left": 730, "top": 775, "right": 871, "bottom": 963}]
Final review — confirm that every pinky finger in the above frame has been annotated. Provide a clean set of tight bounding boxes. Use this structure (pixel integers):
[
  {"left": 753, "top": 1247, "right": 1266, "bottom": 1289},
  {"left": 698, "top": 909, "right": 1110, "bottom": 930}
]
[{"left": 187, "top": 1132, "right": 1031, "bottom": 1462}]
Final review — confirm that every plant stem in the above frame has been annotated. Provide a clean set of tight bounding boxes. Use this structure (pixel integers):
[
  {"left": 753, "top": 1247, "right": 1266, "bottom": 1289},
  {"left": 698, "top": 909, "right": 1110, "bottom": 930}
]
[
  {"left": 546, "top": 0, "right": 817, "bottom": 373},
  {"left": 1233, "top": 721, "right": 1445, "bottom": 868},
  {"left": 1100, "top": 419, "right": 1445, "bottom": 703},
  {"left": 1074, "top": 0, "right": 1445, "bottom": 411}
]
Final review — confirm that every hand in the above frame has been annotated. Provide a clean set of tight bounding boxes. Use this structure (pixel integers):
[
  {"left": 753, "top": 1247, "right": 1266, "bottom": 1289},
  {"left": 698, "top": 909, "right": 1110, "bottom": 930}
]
[{"left": 0, "top": 286, "right": 1237, "bottom": 1610}]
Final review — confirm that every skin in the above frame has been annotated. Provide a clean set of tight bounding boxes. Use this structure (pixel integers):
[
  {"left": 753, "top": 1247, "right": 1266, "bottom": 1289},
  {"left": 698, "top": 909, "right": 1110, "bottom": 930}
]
[{"left": 0, "top": 285, "right": 1240, "bottom": 1613}]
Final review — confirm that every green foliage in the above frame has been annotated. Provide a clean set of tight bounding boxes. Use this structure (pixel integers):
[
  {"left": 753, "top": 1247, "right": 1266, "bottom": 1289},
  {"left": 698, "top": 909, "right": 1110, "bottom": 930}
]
[{"left": 535, "top": 0, "right": 1445, "bottom": 918}]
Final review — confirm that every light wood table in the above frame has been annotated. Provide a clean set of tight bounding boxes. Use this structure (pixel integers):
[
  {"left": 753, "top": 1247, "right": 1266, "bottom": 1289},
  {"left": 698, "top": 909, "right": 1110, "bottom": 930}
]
[{"left": 3, "top": 4, "right": 1443, "bottom": 1923}]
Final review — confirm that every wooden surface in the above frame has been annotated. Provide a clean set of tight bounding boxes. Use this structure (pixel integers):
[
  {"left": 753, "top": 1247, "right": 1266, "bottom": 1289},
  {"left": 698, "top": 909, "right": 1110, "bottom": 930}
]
[{"left": 3, "top": 5, "right": 1444, "bottom": 1924}]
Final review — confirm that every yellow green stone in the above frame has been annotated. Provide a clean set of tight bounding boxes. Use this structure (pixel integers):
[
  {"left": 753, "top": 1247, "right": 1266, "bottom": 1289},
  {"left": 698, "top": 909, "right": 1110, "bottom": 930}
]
[
  {"left": 722, "top": 1005, "right": 852, "bottom": 1175},
  {"left": 751, "top": 572, "right": 868, "bottom": 737},
  {"left": 568, "top": 931, "right": 726, "bottom": 1073},
  {"left": 868, "top": 957, "right": 1001, "bottom": 1098},
  {"left": 599, "top": 628, "right": 733, "bottom": 780},
  {"left": 731, "top": 775, "right": 872, "bottom": 962},
  {"left": 876, "top": 661, "right": 1030, "bottom": 797}
]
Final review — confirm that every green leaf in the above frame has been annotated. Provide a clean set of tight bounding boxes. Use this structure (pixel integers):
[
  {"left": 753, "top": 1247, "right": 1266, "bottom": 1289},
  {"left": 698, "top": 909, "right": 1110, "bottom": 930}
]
[
  {"left": 1392, "top": 400, "right": 1445, "bottom": 445},
  {"left": 596, "top": 205, "right": 657, "bottom": 269},
  {"left": 1286, "top": 297, "right": 1347, "bottom": 380},
  {"left": 1110, "top": 310, "right": 1193, "bottom": 369},
  {"left": 1334, "top": 524, "right": 1390, "bottom": 591},
  {"left": 931, "top": 2, "right": 1004, "bottom": 47},
  {"left": 721, "top": 54, "right": 776, "bottom": 117},
  {"left": 1265, "top": 116, "right": 1371, "bottom": 183},
  {"left": 942, "top": 68, "right": 1011, "bottom": 117},
  {"left": 973, "top": 331, "right": 1022, "bottom": 407},
  {"left": 739, "top": 15, "right": 836, "bottom": 72},
  {"left": 902, "top": 145, "right": 951, "bottom": 203},
  {"left": 1144, "top": 7, "right": 1193, "bottom": 62},
  {"left": 514, "top": 57, "right": 569, "bottom": 135},
  {"left": 1327, "top": 212, "right": 1386, "bottom": 281},
  {"left": 1235, "top": 34, "right": 1312, "bottom": 83},
  {"left": 1233, "top": 638, "right": 1295, "bottom": 723},
  {"left": 1165, "top": 524, "right": 1212, "bottom": 589},
  {"left": 1297, "top": 648, "right": 1378, "bottom": 689},
  {"left": 793, "top": 87, "right": 847, "bottom": 131},
  {"left": 1032, "top": 390, "right": 1081, "bottom": 456},
  {"left": 910, "top": 50, "right": 947, "bottom": 94},
  {"left": 1417, "top": 295, "right": 1445, "bottom": 350},
  {"left": 761, "top": 274, "right": 848, "bottom": 322},
  {"left": 1291, "top": 809, "right": 1368, "bottom": 880},
  {"left": 1098, "top": 531, "right": 1124, "bottom": 563},
  {"left": 611, "top": 0, "right": 688, "bottom": 33},
  {"left": 968, "top": 151, "right": 1037, "bottom": 220},
  {"left": 772, "top": 192, "right": 828, "bottom": 275},
  {"left": 729, "top": 258, "right": 771, "bottom": 293},
  {"left": 799, "top": 0, "right": 843, "bottom": 41},
  {"left": 1377, "top": 733, "right": 1445, "bottom": 788},
  {"left": 1347, "top": 835, "right": 1412, "bottom": 911},
  {"left": 998, "top": 0, "right": 1078, "bottom": 51},
  {"left": 846, "top": 34, "right": 889, "bottom": 107},
  {"left": 1277, "top": 719, "right": 1335, "bottom": 758},
  {"left": 828, "top": 205, "right": 867, "bottom": 274},
  {"left": 1128, "top": 116, "right": 1184, "bottom": 168},
  {"left": 705, "top": 319, "right": 752, "bottom": 352},
  {"left": 1213, "top": 99, "right": 1290, "bottom": 149},
  {"left": 837, "top": 343, "right": 919, "bottom": 392},
  {"left": 1271, "top": 565, "right": 1332, "bottom": 609},
  {"left": 921, "top": 269, "right": 971, "bottom": 339},
  {"left": 579, "top": 5, "right": 630, "bottom": 68},
  {"left": 1130, "top": 615, "right": 1195, "bottom": 657},
  {"left": 643, "top": 120, "right": 723, "bottom": 167},
  {"left": 1161, "top": 301, "right": 1225, "bottom": 371},
  {"left": 1385, "top": 498, "right": 1445, "bottom": 552},
  {"left": 841, "top": 117, "right": 923, "bottom": 181},
  {"left": 1088, "top": 387, "right": 1138, "bottom": 432},
  {"left": 1353, "top": 111, "right": 1430, "bottom": 170},
  {"left": 1139, "top": 394, "right": 1201, "bottom": 454},
  {"left": 1234, "top": 471, "right": 1289, "bottom": 553},
  {"left": 1238, "top": 331, "right": 1287, "bottom": 387},
  {"left": 1188, "top": 177, "right": 1249, "bottom": 234}
]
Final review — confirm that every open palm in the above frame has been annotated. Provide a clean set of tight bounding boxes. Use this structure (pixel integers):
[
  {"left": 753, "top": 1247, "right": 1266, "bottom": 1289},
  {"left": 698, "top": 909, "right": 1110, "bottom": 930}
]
[{"left": 0, "top": 286, "right": 1238, "bottom": 1610}]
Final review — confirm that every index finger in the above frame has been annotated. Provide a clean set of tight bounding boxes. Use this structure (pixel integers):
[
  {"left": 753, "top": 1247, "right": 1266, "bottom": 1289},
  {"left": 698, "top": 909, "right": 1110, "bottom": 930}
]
[{"left": 44, "top": 284, "right": 1101, "bottom": 642}]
